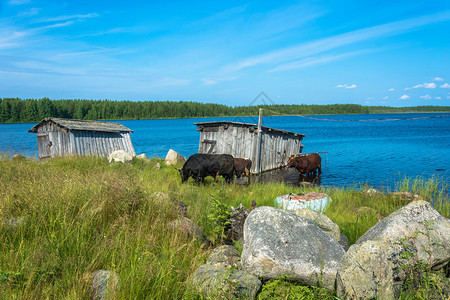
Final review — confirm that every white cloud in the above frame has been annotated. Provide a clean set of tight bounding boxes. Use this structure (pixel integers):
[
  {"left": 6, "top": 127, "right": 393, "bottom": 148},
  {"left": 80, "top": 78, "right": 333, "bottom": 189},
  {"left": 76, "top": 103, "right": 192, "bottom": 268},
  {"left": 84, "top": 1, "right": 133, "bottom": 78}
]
[
  {"left": 367, "top": 97, "right": 375, "bottom": 100},
  {"left": 365, "top": 101, "right": 370, "bottom": 104},
  {"left": 9, "top": 0, "right": 30, "bottom": 5},
  {"left": 435, "top": 96, "right": 441, "bottom": 100},
  {"left": 268, "top": 50, "right": 369, "bottom": 72},
  {"left": 433, "top": 77, "right": 444, "bottom": 81},
  {"left": 388, "top": 88, "right": 394, "bottom": 91},
  {"left": 336, "top": 84, "right": 357, "bottom": 89},
  {"left": 420, "top": 95, "right": 432, "bottom": 99},
  {"left": 440, "top": 83, "right": 450, "bottom": 88},
  {"left": 399, "top": 94, "right": 410, "bottom": 100},
  {"left": 225, "top": 11, "right": 450, "bottom": 73},
  {"left": 383, "top": 96, "right": 389, "bottom": 100},
  {"left": 412, "top": 82, "right": 437, "bottom": 89},
  {"left": 202, "top": 78, "right": 218, "bottom": 85},
  {"left": 37, "top": 13, "right": 100, "bottom": 23}
]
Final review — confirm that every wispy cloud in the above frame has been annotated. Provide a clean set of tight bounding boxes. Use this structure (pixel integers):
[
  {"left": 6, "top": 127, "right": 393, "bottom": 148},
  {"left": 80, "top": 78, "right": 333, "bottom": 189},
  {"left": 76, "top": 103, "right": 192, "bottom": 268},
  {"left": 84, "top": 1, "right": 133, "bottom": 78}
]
[
  {"left": 433, "top": 77, "right": 444, "bottom": 81},
  {"left": 36, "top": 13, "right": 99, "bottom": 23},
  {"left": 440, "top": 83, "right": 450, "bottom": 88},
  {"left": 0, "top": 28, "right": 27, "bottom": 49},
  {"left": 18, "top": 7, "right": 41, "bottom": 17},
  {"left": 202, "top": 78, "right": 218, "bottom": 85},
  {"left": 225, "top": 11, "right": 450, "bottom": 73},
  {"left": 399, "top": 94, "right": 410, "bottom": 99},
  {"left": 269, "top": 50, "right": 369, "bottom": 72},
  {"left": 412, "top": 82, "right": 437, "bottom": 89},
  {"left": 78, "top": 27, "right": 136, "bottom": 37},
  {"left": 336, "top": 84, "right": 357, "bottom": 89},
  {"left": 420, "top": 95, "right": 432, "bottom": 99},
  {"left": 388, "top": 88, "right": 394, "bottom": 91},
  {"left": 8, "top": 0, "right": 30, "bottom": 5},
  {"left": 36, "top": 21, "right": 75, "bottom": 30}
]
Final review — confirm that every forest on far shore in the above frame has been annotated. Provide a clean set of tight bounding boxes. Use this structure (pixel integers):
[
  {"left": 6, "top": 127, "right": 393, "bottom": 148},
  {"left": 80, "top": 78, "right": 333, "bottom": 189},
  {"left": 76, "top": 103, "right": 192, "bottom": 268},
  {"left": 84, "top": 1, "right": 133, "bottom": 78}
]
[{"left": 0, "top": 97, "right": 449, "bottom": 123}]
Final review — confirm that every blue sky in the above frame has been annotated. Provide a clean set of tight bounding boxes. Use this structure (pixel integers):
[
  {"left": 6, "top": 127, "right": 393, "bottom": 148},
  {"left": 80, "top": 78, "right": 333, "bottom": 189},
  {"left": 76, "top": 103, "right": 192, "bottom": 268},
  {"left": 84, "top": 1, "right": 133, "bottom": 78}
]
[{"left": 1, "top": 0, "right": 450, "bottom": 107}]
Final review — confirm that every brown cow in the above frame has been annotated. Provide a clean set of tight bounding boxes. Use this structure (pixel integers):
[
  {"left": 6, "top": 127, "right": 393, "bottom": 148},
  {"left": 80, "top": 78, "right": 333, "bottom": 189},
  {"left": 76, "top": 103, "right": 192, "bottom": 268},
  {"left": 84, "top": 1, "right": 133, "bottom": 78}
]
[
  {"left": 286, "top": 153, "right": 321, "bottom": 176},
  {"left": 233, "top": 158, "right": 252, "bottom": 184}
]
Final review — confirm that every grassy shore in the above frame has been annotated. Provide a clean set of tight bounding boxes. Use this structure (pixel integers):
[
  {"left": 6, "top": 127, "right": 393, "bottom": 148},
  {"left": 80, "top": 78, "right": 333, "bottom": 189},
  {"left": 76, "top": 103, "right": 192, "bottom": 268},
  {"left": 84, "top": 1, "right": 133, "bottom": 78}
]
[{"left": 0, "top": 155, "right": 448, "bottom": 299}]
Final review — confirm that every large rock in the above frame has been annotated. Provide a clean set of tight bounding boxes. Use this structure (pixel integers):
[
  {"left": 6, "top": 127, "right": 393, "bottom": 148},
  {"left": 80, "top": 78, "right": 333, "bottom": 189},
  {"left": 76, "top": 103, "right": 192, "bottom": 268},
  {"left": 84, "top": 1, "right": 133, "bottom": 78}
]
[
  {"left": 136, "top": 153, "right": 148, "bottom": 160},
  {"left": 188, "top": 264, "right": 261, "bottom": 299},
  {"left": 241, "top": 206, "right": 345, "bottom": 291},
  {"left": 291, "top": 208, "right": 341, "bottom": 242},
  {"left": 108, "top": 150, "right": 133, "bottom": 163},
  {"left": 165, "top": 149, "right": 186, "bottom": 166},
  {"left": 90, "top": 270, "right": 120, "bottom": 300},
  {"left": 336, "top": 200, "right": 450, "bottom": 300},
  {"left": 168, "top": 217, "right": 209, "bottom": 245}
]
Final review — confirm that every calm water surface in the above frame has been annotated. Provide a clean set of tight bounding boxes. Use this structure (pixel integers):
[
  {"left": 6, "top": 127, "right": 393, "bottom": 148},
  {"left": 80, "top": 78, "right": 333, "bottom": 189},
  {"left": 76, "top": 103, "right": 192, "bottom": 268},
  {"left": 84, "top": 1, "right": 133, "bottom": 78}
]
[{"left": 1, "top": 113, "right": 449, "bottom": 189}]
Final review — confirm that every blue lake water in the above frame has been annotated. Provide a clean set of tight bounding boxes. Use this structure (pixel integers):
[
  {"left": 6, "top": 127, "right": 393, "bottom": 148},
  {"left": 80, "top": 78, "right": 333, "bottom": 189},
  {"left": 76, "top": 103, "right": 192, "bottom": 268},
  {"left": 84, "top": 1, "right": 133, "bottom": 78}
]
[{"left": 1, "top": 113, "right": 449, "bottom": 189}]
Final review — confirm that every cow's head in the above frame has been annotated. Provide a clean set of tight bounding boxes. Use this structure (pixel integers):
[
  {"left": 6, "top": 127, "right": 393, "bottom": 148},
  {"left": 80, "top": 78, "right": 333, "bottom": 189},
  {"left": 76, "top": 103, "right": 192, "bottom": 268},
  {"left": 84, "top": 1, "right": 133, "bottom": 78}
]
[{"left": 286, "top": 157, "right": 298, "bottom": 168}]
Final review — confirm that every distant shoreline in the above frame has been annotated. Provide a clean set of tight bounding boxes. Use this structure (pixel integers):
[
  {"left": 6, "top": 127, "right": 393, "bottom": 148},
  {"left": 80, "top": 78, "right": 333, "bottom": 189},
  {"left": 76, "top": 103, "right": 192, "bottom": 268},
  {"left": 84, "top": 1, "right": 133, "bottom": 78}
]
[
  {"left": 1, "top": 111, "right": 449, "bottom": 125},
  {"left": 0, "top": 97, "right": 449, "bottom": 124}
]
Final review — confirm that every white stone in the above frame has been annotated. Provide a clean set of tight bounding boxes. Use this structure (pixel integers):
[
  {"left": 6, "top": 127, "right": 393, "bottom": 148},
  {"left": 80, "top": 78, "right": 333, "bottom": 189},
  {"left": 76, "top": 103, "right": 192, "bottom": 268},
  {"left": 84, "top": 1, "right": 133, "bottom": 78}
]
[
  {"left": 108, "top": 150, "right": 133, "bottom": 163},
  {"left": 165, "top": 149, "right": 186, "bottom": 166}
]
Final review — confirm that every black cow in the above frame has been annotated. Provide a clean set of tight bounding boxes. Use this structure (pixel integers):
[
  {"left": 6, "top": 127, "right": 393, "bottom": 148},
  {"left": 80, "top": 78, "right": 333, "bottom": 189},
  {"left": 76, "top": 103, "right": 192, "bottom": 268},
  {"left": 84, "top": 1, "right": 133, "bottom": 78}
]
[{"left": 178, "top": 153, "right": 235, "bottom": 183}]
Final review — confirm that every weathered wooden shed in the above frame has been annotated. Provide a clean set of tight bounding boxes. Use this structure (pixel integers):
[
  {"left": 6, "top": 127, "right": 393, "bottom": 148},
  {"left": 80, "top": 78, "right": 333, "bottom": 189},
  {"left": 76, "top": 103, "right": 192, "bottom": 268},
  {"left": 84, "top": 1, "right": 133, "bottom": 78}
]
[
  {"left": 28, "top": 118, "right": 136, "bottom": 159},
  {"left": 194, "top": 121, "right": 305, "bottom": 174}
]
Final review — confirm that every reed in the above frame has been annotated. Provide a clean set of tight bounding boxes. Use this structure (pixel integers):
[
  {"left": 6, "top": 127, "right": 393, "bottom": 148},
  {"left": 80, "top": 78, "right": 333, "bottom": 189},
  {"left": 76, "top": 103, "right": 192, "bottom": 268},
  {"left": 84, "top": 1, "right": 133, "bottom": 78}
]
[{"left": 0, "top": 155, "right": 448, "bottom": 299}]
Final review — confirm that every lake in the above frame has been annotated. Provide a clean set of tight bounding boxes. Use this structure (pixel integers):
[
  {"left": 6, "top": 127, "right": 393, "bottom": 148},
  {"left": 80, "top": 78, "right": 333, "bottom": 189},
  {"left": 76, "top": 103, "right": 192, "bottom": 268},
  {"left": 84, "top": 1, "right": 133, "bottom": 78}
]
[{"left": 1, "top": 113, "right": 449, "bottom": 189}]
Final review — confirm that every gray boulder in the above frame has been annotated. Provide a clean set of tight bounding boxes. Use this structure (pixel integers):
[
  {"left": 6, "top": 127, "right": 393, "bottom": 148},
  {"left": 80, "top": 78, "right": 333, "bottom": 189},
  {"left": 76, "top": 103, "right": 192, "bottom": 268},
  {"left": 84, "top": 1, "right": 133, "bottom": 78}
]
[
  {"left": 136, "top": 153, "right": 148, "bottom": 160},
  {"left": 108, "top": 150, "right": 133, "bottom": 163},
  {"left": 188, "top": 264, "right": 261, "bottom": 299},
  {"left": 241, "top": 206, "right": 345, "bottom": 291},
  {"left": 336, "top": 200, "right": 450, "bottom": 300},
  {"left": 90, "top": 270, "right": 120, "bottom": 300},
  {"left": 206, "top": 245, "right": 241, "bottom": 268},
  {"left": 291, "top": 208, "right": 341, "bottom": 242},
  {"left": 168, "top": 217, "right": 209, "bottom": 245},
  {"left": 165, "top": 149, "right": 186, "bottom": 166}
]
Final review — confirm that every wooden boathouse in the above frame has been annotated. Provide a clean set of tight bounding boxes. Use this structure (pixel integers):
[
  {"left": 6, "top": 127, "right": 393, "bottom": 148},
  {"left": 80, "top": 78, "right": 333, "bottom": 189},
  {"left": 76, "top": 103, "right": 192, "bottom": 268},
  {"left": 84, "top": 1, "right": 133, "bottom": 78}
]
[
  {"left": 28, "top": 118, "right": 136, "bottom": 159},
  {"left": 194, "top": 120, "right": 305, "bottom": 174}
]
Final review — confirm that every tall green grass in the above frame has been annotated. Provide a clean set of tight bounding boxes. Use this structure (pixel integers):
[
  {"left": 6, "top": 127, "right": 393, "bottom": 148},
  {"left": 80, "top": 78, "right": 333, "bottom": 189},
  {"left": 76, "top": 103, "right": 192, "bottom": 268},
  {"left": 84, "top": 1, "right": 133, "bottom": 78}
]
[{"left": 0, "top": 156, "right": 448, "bottom": 299}]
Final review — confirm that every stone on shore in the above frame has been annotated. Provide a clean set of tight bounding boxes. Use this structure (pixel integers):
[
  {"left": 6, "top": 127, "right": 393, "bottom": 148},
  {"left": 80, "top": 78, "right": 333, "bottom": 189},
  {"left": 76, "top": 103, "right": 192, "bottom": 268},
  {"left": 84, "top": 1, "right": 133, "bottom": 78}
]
[
  {"left": 241, "top": 206, "right": 345, "bottom": 291},
  {"left": 336, "top": 200, "right": 450, "bottom": 299}
]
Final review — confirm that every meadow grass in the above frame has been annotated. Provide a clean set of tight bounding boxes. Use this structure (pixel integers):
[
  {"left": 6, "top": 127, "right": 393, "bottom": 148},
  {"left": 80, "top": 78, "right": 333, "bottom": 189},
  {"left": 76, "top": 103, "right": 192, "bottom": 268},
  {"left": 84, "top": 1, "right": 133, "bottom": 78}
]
[{"left": 0, "top": 155, "right": 448, "bottom": 299}]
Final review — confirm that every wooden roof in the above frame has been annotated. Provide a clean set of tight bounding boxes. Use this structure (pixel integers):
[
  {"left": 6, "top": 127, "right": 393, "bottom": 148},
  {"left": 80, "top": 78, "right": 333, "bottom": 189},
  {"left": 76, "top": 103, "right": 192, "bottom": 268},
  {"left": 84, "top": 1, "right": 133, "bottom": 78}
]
[
  {"left": 194, "top": 121, "right": 305, "bottom": 137},
  {"left": 28, "top": 118, "right": 133, "bottom": 133}
]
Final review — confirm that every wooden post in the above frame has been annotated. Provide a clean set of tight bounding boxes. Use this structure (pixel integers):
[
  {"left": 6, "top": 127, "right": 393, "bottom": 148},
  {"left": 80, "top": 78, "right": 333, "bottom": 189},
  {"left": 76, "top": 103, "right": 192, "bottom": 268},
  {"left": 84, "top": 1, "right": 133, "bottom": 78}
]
[{"left": 255, "top": 108, "right": 263, "bottom": 174}]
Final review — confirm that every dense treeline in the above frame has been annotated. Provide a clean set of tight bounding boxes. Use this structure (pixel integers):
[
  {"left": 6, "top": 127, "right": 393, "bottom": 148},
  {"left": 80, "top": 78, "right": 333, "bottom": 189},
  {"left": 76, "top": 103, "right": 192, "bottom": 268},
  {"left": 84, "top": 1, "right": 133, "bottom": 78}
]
[
  {"left": 366, "top": 106, "right": 450, "bottom": 114},
  {"left": 0, "top": 97, "right": 448, "bottom": 123}
]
